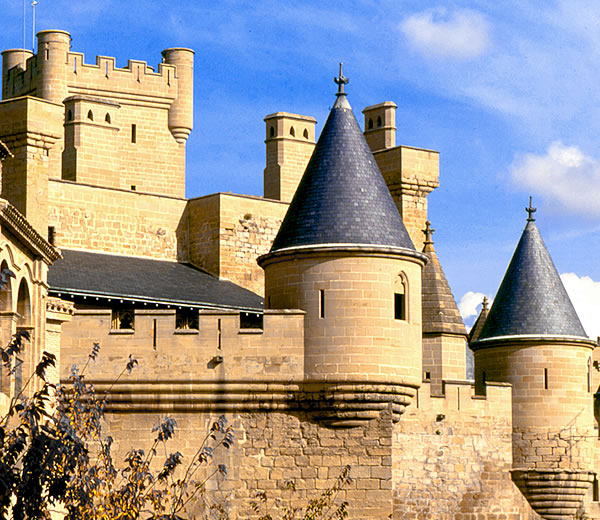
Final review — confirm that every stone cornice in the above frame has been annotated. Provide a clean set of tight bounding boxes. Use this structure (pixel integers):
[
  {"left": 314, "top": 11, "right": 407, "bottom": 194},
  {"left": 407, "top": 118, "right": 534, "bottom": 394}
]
[{"left": 0, "top": 199, "right": 61, "bottom": 263}]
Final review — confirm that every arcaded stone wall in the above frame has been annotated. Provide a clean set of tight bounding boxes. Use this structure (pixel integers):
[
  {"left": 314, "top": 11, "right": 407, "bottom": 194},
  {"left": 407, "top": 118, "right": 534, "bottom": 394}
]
[
  {"left": 48, "top": 179, "right": 187, "bottom": 259},
  {"left": 393, "top": 381, "right": 538, "bottom": 520}
]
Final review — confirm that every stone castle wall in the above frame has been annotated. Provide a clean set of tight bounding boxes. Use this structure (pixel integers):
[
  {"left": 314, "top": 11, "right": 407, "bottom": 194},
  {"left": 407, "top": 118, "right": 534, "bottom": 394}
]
[{"left": 48, "top": 179, "right": 187, "bottom": 259}]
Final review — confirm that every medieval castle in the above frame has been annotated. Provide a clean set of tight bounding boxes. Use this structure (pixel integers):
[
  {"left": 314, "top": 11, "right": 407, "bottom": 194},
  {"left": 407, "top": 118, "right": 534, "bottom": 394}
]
[{"left": 0, "top": 29, "right": 599, "bottom": 519}]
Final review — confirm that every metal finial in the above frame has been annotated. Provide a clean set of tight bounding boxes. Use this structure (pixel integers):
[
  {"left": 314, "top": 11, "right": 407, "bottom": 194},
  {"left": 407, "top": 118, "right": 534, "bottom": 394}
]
[
  {"left": 423, "top": 220, "right": 435, "bottom": 245},
  {"left": 482, "top": 296, "right": 488, "bottom": 311},
  {"left": 334, "top": 62, "right": 349, "bottom": 96},
  {"left": 526, "top": 196, "right": 536, "bottom": 222}
]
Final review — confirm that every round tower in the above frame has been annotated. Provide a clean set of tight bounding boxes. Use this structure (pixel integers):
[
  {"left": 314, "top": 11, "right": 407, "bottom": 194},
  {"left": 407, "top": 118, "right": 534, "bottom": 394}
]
[
  {"left": 470, "top": 200, "right": 596, "bottom": 520},
  {"left": 2, "top": 49, "right": 34, "bottom": 99},
  {"left": 258, "top": 65, "right": 427, "bottom": 426},
  {"left": 36, "top": 30, "right": 71, "bottom": 104},
  {"left": 161, "top": 47, "right": 194, "bottom": 144}
]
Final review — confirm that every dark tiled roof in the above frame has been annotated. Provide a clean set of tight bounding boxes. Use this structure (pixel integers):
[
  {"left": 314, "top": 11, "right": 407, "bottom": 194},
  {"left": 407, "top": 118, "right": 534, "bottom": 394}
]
[
  {"left": 474, "top": 221, "right": 587, "bottom": 342},
  {"left": 270, "top": 95, "right": 414, "bottom": 252},
  {"left": 421, "top": 237, "right": 467, "bottom": 336},
  {"left": 48, "top": 249, "right": 263, "bottom": 311}
]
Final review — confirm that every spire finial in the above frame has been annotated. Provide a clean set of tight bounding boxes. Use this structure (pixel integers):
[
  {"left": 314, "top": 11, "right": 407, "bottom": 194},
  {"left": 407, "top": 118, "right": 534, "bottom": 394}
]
[
  {"left": 423, "top": 220, "right": 435, "bottom": 245},
  {"left": 482, "top": 296, "right": 488, "bottom": 311},
  {"left": 526, "top": 196, "right": 536, "bottom": 222},
  {"left": 334, "top": 62, "right": 349, "bottom": 96}
]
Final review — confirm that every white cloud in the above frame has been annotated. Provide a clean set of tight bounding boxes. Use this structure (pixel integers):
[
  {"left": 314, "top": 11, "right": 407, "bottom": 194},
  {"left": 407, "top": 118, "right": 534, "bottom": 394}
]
[
  {"left": 510, "top": 141, "right": 600, "bottom": 216},
  {"left": 458, "top": 291, "right": 488, "bottom": 319},
  {"left": 400, "top": 8, "right": 490, "bottom": 60},
  {"left": 561, "top": 272, "right": 600, "bottom": 339}
]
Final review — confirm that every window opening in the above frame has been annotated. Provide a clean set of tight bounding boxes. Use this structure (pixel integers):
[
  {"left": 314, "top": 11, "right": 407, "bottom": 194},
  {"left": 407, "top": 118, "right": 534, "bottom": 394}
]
[
  {"left": 303, "top": 128, "right": 309, "bottom": 139},
  {"left": 289, "top": 126, "right": 295, "bottom": 137},
  {"left": 176, "top": 308, "right": 198, "bottom": 330},
  {"left": 131, "top": 185, "right": 136, "bottom": 191},
  {"left": 87, "top": 110, "right": 93, "bottom": 121},
  {"left": 424, "top": 371, "right": 431, "bottom": 380},
  {"left": 270, "top": 126, "right": 275, "bottom": 138},
  {"left": 588, "top": 358, "right": 592, "bottom": 393},
  {"left": 544, "top": 368, "right": 548, "bottom": 390},
  {"left": 111, "top": 308, "right": 134, "bottom": 330},
  {"left": 48, "top": 226, "right": 55, "bottom": 245},
  {"left": 217, "top": 319, "right": 222, "bottom": 350},
  {"left": 394, "top": 273, "right": 408, "bottom": 321},
  {"left": 67, "top": 109, "right": 73, "bottom": 121},
  {"left": 105, "top": 113, "right": 111, "bottom": 124},
  {"left": 594, "top": 474, "right": 599, "bottom": 502},
  {"left": 0, "top": 260, "right": 13, "bottom": 313},
  {"left": 152, "top": 319, "right": 157, "bottom": 349},
  {"left": 240, "top": 311, "right": 263, "bottom": 329},
  {"left": 131, "top": 124, "right": 137, "bottom": 143},
  {"left": 319, "top": 289, "right": 325, "bottom": 318},
  {"left": 368, "top": 118, "right": 373, "bottom": 129},
  {"left": 377, "top": 116, "right": 382, "bottom": 127}
]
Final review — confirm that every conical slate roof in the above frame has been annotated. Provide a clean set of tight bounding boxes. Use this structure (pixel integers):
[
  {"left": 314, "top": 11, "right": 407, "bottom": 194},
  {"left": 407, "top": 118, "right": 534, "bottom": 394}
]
[
  {"left": 475, "top": 214, "right": 587, "bottom": 342},
  {"left": 270, "top": 79, "right": 415, "bottom": 253},
  {"left": 421, "top": 222, "right": 466, "bottom": 335}
]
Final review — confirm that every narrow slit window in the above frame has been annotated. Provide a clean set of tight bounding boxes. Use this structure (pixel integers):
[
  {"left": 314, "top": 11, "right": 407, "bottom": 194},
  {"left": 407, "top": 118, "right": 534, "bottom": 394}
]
[
  {"left": 131, "top": 124, "right": 137, "bottom": 143},
  {"left": 48, "top": 226, "right": 55, "bottom": 245},
  {"left": 319, "top": 289, "right": 325, "bottom": 319},
  {"left": 368, "top": 118, "right": 373, "bottom": 129},
  {"left": 270, "top": 126, "right": 275, "bottom": 138},
  {"left": 544, "top": 368, "right": 549, "bottom": 390},
  {"left": 593, "top": 474, "right": 599, "bottom": 502},
  {"left": 588, "top": 358, "right": 592, "bottom": 393}
]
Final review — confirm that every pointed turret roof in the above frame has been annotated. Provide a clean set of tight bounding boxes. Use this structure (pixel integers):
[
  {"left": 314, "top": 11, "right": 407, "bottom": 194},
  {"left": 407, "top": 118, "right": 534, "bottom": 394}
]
[
  {"left": 474, "top": 202, "right": 588, "bottom": 343},
  {"left": 269, "top": 65, "right": 415, "bottom": 253},
  {"left": 421, "top": 221, "right": 467, "bottom": 335},
  {"left": 467, "top": 297, "right": 489, "bottom": 344}
]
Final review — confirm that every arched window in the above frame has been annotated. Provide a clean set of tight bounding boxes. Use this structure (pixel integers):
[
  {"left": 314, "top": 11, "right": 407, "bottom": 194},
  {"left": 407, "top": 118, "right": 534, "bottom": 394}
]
[
  {"left": 303, "top": 128, "right": 309, "bottom": 139},
  {"left": 16, "top": 279, "right": 31, "bottom": 329},
  {"left": 377, "top": 116, "right": 382, "bottom": 127},
  {"left": 0, "top": 260, "right": 13, "bottom": 312},
  {"left": 270, "top": 126, "right": 275, "bottom": 138},
  {"left": 289, "top": 126, "right": 295, "bottom": 137},
  {"left": 67, "top": 109, "right": 73, "bottom": 121},
  {"left": 105, "top": 113, "right": 111, "bottom": 124},
  {"left": 394, "top": 273, "right": 408, "bottom": 321},
  {"left": 368, "top": 118, "right": 373, "bottom": 129},
  {"left": 87, "top": 110, "right": 94, "bottom": 121}
]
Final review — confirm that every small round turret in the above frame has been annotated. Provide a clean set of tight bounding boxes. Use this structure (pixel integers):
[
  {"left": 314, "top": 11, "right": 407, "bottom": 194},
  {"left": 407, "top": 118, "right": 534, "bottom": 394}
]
[
  {"left": 259, "top": 65, "right": 427, "bottom": 426},
  {"left": 471, "top": 199, "right": 596, "bottom": 519},
  {"left": 2, "top": 49, "right": 34, "bottom": 99},
  {"left": 161, "top": 47, "right": 194, "bottom": 144},
  {"left": 37, "top": 30, "right": 71, "bottom": 103}
]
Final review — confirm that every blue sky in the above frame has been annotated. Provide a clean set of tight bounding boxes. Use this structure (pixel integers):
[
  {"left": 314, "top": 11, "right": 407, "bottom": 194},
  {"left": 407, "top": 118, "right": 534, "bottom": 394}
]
[{"left": 3, "top": 1, "right": 600, "bottom": 336}]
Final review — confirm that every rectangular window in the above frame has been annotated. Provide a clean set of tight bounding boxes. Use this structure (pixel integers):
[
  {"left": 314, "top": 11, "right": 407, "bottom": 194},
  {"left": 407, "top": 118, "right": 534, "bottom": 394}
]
[
  {"left": 111, "top": 308, "right": 135, "bottom": 330},
  {"left": 394, "top": 293, "right": 406, "bottom": 320},
  {"left": 131, "top": 124, "right": 137, "bottom": 143},
  {"left": 544, "top": 368, "right": 549, "bottom": 390},
  {"left": 319, "top": 289, "right": 325, "bottom": 319},
  {"left": 48, "top": 226, "right": 55, "bottom": 245},
  {"left": 175, "top": 308, "right": 199, "bottom": 330},
  {"left": 594, "top": 474, "right": 599, "bottom": 502},
  {"left": 240, "top": 311, "right": 263, "bottom": 329}
]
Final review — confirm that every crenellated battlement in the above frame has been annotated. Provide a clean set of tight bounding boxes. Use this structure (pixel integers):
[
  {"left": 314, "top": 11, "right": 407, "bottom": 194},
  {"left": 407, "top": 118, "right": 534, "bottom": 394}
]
[{"left": 3, "top": 48, "right": 179, "bottom": 105}]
